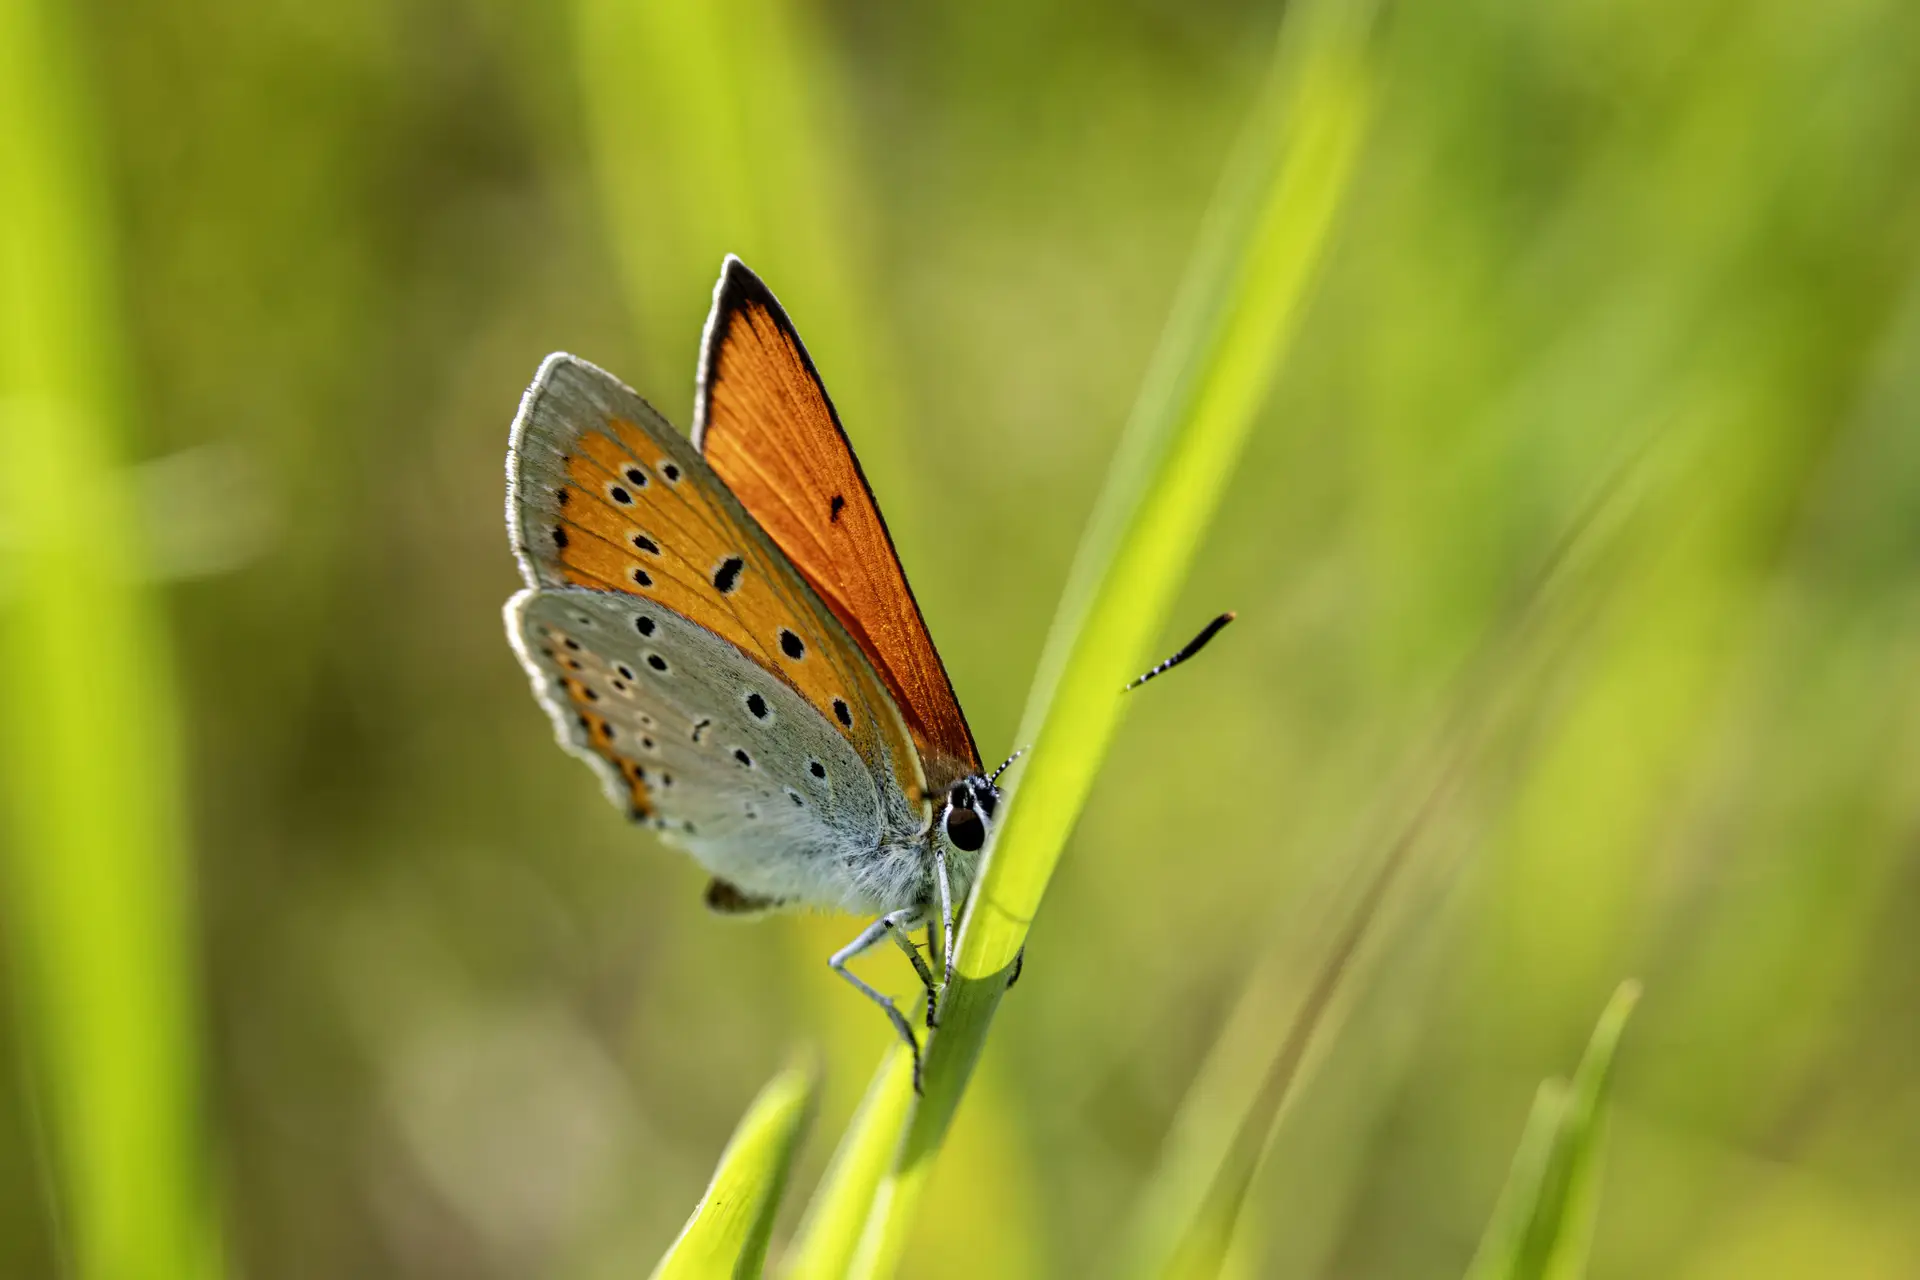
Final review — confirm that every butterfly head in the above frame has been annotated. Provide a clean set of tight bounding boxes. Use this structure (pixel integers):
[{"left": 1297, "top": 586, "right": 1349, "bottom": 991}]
[
  {"left": 939, "top": 775, "right": 999, "bottom": 855},
  {"left": 936, "top": 747, "right": 1022, "bottom": 856}
]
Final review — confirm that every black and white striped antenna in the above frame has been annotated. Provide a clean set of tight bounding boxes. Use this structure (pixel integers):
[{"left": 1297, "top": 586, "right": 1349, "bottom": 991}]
[{"left": 1126, "top": 611, "right": 1236, "bottom": 692}]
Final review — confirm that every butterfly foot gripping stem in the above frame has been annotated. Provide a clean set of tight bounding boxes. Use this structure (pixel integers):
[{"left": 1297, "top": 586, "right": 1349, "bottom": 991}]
[
  {"left": 889, "top": 918, "right": 942, "bottom": 1031},
  {"left": 925, "top": 844, "right": 962, "bottom": 1029},
  {"left": 833, "top": 910, "right": 929, "bottom": 1093}
]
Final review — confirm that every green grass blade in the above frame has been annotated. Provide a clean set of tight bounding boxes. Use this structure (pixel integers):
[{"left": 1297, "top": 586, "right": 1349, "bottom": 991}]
[
  {"left": 651, "top": 1059, "right": 819, "bottom": 1280},
  {"left": 846, "top": 2, "right": 1377, "bottom": 1273},
  {"left": 1461, "top": 1082, "right": 1572, "bottom": 1280},
  {"left": 0, "top": 4, "right": 220, "bottom": 1278},
  {"left": 1465, "top": 982, "right": 1641, "bottom": 1280},
  {"left": 778, "top": 1044, "right": 916, "bottom": 1280}
]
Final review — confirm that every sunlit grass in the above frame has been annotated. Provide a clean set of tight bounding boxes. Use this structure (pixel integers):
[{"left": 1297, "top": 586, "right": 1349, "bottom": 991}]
[
  {"left": 0, "top": 0, "right": 1911, "bottom": 1274},
  {"left": 0, "top": 2, "right": 219, "bottom": 1278}
]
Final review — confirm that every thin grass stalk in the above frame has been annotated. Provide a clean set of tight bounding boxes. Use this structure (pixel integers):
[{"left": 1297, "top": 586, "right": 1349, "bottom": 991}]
[
  {"left": 651, "top": 1059, "right": 818, "bottom": 1280},
  {"left": 779, "top": 1045, "right": 916, "bottom": 1280}
]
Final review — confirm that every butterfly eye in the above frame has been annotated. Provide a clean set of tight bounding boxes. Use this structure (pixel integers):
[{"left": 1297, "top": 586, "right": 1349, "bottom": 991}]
[{"left": 944, "top": 805, "right": 986, "bottom": 853}]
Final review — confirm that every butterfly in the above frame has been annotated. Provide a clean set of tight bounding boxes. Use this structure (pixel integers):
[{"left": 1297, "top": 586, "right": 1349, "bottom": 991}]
[
  {"left": 504, "top": 257, "right": 1234, "bottom": 1087},
  {"left": 503, "top": 257, "right": 1010, "bottom": 1086}
]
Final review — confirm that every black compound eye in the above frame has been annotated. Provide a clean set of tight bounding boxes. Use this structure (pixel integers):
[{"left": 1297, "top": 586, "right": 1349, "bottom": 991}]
[{"left": 944, "top": 805, "right": 986, "bottom": 852}]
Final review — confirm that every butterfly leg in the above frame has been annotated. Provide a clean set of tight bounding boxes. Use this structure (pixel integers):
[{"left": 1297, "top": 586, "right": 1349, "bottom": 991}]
[
  {"left": 831, "top": 909, "right": 928, "bottom": 1093},
  {"left": 933, "top": 845, "right": 956, "bottom": 987},
  {"left": 887, "top": 923, "right": 941, "bottom": 1031},
  {"left": 910, "top": 852, "right": 956, "bottom": 1028},
  {"left": 922, "top": 923, "right": 939, "bottom": 1028}
]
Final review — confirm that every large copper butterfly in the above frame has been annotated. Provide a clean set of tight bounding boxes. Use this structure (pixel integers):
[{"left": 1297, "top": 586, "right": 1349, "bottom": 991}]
[{"left": 503, "top": 257, "right": 1010, "bottom": 1084}]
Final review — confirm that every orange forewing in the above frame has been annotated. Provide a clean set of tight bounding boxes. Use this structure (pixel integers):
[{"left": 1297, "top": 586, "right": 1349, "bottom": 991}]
[{"left": 692, "top": 258, "right": 981, "bottom": 789}]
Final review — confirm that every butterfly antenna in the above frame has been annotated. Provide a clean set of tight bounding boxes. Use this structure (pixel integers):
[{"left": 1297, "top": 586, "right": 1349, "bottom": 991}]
[
  {"left": 988, "top": 747, "right": 1027, "bottom": 786},
  {"left": 1126, "top": 611, "right": 1236, "bottom": 692}
]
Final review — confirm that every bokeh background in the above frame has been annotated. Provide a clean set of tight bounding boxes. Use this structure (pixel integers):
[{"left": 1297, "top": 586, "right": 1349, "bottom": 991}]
[{"left": 5, "top": 0, "right": 1920, "bottom": 1276}]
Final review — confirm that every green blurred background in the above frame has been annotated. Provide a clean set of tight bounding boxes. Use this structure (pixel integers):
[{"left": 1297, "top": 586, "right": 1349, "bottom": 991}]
[{"left": 4, "top": 0, "right": 1920, "bottom": 1276}]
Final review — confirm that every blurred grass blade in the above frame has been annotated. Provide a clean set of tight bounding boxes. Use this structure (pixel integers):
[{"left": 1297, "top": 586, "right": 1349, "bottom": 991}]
[
  {"left": 0, "top": 3, "right": 220, "bottom": 1279},
  {"left": 652, "top": 1059, "right": 818, "bottom": 1280},
  {"left": 847, "top": 2, "right": 1376, "bottom": 1274},
  {"left": 1465, "top": 1081, "right": 1572, "bottom": 1280},
  {"left": 1128, "top": 821, "right": 1408, "bottom": 1280},
  {"left": 570, "top": 0, "right": 905, "bottom": 487},
  {"left": 778, "top": 1044, "right": 915, "bottom": 1280},
  {"left": 1465, "top": 981, "right": 1641, "bottom": 1280},
  {"left": 1121, "top": 445, "right": 1650, "bottom": 1279}
]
